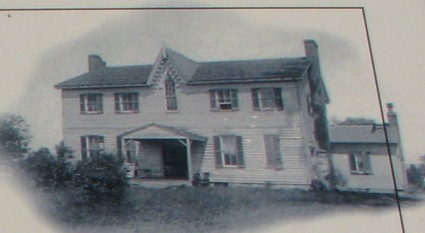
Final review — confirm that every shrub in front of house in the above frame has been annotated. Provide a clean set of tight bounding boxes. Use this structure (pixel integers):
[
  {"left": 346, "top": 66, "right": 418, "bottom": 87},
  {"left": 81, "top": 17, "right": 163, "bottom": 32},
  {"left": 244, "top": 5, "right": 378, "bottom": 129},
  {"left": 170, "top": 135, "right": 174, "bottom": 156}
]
[
  {"left": 72, "top": 152, "right": 128, "bottom": 204},
  {"left": 21, "top": 147, "right": 73, "bottom": 191}
]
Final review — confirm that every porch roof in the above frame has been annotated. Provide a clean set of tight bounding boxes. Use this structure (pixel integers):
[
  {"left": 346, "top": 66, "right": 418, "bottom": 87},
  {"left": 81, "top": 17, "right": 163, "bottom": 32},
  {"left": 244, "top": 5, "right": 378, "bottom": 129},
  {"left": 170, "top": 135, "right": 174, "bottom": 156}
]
[{"left": 118, "top": 123, "right": 206, "bottom": 141}]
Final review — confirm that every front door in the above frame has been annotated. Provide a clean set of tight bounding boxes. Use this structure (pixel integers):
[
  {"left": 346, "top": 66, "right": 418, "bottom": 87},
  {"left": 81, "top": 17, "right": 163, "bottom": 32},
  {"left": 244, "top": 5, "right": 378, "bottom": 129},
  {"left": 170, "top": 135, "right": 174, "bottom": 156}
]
[{"left": 162, "top": 144, "right": 188, "bottom": 179}]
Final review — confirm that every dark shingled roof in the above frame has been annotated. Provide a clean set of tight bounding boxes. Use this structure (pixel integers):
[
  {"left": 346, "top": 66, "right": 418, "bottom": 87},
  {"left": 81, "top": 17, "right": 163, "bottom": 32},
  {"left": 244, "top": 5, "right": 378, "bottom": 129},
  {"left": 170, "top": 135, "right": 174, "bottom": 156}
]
[
  {"left": 188, "top": 58, "right": 309, "bottom": 85},
  {"left": 55, "top": 65, "right": 153, "bottom": 89},
  {"left": 55, "top": 49, "right": 310, "bottom": 89},
  {"left": 329, "top": 124, "right": 399, "bottom": 144}
]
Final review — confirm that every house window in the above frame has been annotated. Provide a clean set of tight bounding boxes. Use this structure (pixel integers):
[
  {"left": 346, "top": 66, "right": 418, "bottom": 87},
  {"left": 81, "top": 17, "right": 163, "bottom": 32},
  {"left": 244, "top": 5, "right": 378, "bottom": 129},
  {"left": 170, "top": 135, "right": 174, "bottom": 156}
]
[
  {"left": 80, "top": 94, "right": 103, "bottom": 113},
  {"left": 114, "top": 93, "right": 139, "bottom": 113},
  {"left": 213, "top": 135, "right": 244, "bottom": 168},
  {"left": 349, "top": 152, "right": 372, "bottom": 174},
  {"left": 165, "top": 76, "right": 178, "bottom": 110},
  {"left": 264, "top": 135, "right": 283, "bottom": 170},
  {"left": 252, "top": 88, "right": 283, "bottom": 110},
  {"left": 80, "top": 135, "right": 104, "bottom": 160},
  {"left": 209, "top": 89, "right": 239, "bottom": 111}
]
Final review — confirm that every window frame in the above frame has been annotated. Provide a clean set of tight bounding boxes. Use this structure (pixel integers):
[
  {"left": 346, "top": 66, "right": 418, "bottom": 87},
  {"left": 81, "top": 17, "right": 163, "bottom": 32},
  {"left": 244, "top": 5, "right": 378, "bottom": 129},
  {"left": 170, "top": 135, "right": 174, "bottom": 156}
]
[
  {"left": 114, "top": 92, "right": 139, "bottom": 113},
  {"left": 263, "top": 134, "right": 283, "bottom": 170},
  {"left": 164, "top": 75, "right": 178, "bottom": 111},
  {"left": 79, "top": 93, "right": 103, "bottom": 114},
  {"left": 213, "top": 135, "right": 245, "bottom": 168},
  {"left": 80, "top": 135, "right": 105, "bottom": 160},
  {"left": 209, "top": 89, "right": 239, "bottom": 111},
  {"left": 251, "top": 88, "right": 284, "bottom": 111},
  {"left": 349, "top": 152, "right": 373, "bottom": 175}
]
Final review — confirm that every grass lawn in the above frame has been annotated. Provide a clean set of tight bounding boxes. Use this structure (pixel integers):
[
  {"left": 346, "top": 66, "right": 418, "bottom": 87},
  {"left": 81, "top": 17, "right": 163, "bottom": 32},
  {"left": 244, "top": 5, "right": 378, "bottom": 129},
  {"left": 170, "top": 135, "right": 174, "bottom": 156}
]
[{"left": 42, "top": 185, "right": 410, "bottom": 233}]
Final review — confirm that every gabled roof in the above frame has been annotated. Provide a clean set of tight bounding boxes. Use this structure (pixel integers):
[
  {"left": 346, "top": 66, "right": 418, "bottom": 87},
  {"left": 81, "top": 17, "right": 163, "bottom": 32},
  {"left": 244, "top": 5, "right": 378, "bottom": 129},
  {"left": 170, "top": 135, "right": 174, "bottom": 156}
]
[
  {"left": 118, "top": 123, "right": 206, "bottom": 141},
  {"left": 188, "top": 57, "right": 309, "bottom": 85},
  {"left": 164, "top": 47, "right": 199, "bottom": 83},
  {"left": 55, "top": 47, "right": 310, "bottom": 89},
  {"left": 55, "top": 65, "right": 153, "bottom": 89},
  {"left": 329, "top": 124, "right": 399, "bottom": 144}
]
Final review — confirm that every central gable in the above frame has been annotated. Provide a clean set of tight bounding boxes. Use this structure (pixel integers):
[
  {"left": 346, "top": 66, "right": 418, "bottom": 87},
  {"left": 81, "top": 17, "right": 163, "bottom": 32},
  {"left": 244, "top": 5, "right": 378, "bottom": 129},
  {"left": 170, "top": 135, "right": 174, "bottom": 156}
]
[{"left": 147, "top": 47, "right": 199, "bottom": 89}]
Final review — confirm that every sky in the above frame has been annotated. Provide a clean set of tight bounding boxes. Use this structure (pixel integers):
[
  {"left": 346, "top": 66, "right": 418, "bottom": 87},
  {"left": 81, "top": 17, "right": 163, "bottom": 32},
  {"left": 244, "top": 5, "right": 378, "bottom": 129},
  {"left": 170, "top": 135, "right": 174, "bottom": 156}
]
[{"left": 0, "top": 1, "right": 424, "bottom": 233}]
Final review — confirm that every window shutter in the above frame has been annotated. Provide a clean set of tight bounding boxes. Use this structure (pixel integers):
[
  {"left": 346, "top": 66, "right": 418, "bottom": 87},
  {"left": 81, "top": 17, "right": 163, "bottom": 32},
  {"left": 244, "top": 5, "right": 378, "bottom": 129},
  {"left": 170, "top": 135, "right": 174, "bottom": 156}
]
[
  {"left": 349, "top": 153, "right": 356, "bottom": 171},
  {"left": 134, "top": 93, "right": 139, "bottom": 111},
  {"left": 364, "top": 153, "right": 372, "bottom": 174},
  {"left": 209, "top": 90, "right": 217, "bottom": 110},
  {"left": 114, "top": 94, "right": 120, "bottom": 112},
  {"left": 274, "top": 88, "right": 284, "bottom": 110},
  {"left": 97, "top": 94, "right": 103, "bottom": 112},
  {"left": 231, "top": 90, "right": 239, "bottom": 110},
  {"left": 236, "top": 136, "right": 245, "bottom": 168},
  {"left": 213, "top": 136, "right": 223, "bottom": 168},
  {"left": 251, "top": 89, "right": 260, "bottom": 111},
  {"left": 264, "top": 135, "right": 274, "bottom": 168},
  {"left": 264, "top": 135, "right": 283, "bottom": 170},
  {"left": 273, "top": 136, "right": 283, "bottom": 170},
  {"left": 116, "top": 137, "right": 122, "bottom": 159},
  {"left": 80, "top": 136, "right": 87, "bottom": 160},
  {"left": 79, "top": 95, "right": 85, "bottom": 112}
]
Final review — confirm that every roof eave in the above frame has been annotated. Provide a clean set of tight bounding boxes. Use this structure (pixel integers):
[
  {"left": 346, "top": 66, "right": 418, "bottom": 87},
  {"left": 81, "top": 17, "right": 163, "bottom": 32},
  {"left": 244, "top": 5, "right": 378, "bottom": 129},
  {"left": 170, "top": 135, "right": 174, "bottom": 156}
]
[
  {"left": 330, "top": 141, "right": 398, "bottom": 144},
  {"left": 188, "top": 77, "right": 302, "bottom": 85},
  {"left": 55, "top": 84, "right": 151, "bottom": 90}
]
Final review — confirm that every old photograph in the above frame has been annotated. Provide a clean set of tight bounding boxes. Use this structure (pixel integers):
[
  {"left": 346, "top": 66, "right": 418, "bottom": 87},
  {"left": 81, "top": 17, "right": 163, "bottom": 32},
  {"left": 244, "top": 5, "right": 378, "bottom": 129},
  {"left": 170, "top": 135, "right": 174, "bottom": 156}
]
[{"left": 0, "top": 3, "right": 424, "bottom": 233}]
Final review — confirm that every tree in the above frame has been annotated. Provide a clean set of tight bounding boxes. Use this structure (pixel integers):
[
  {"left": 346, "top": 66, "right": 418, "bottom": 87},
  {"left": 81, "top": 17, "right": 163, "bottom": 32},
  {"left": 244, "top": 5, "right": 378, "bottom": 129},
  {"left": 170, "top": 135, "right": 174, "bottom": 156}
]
[
  {"left": 406, "top": 164, "right": 423, "bottom": 188},
  {"left": 0, "top": 113, "right": 31, "bottom": 160},
  {"left": 73, "top": 153, "right": 128, "bottom": 204}
]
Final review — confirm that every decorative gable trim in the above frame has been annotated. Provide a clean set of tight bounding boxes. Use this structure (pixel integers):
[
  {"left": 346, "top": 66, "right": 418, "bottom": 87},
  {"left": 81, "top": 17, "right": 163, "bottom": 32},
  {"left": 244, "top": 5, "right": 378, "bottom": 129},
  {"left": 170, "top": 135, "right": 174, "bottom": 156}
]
[{"left": 147, "top": 47, "right": 194, "bottom": 89}]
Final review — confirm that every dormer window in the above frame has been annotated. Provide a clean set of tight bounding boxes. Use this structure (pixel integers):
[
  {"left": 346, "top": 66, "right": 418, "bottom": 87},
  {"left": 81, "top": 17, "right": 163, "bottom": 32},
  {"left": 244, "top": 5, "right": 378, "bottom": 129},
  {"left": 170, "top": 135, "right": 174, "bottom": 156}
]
[
  {"left": 80, "top": 93, "right": 103, "bottom": 114},
  {"left": 209, "top": 89, "right": 239, "bottom": 111},
  {"left": 165, "top": 76, "right": 178, "bottom": 111}
]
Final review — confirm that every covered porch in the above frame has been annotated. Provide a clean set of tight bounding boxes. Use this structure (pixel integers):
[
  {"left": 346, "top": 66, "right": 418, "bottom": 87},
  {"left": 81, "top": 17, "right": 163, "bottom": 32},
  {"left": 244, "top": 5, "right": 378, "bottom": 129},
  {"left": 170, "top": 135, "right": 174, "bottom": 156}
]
[{"left": 117, "top": 123, "right": 207, "bottom": 182}]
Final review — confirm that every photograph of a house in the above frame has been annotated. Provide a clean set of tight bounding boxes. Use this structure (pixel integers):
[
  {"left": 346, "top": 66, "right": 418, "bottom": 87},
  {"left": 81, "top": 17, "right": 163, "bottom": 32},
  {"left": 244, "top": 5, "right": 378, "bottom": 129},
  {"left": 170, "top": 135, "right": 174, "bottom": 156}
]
[
  {"left": 5, "top": 4, "right": 425, "bottom": 232},
  {"left": 54, "top": 40, "right": 407, "bottom": 193}
]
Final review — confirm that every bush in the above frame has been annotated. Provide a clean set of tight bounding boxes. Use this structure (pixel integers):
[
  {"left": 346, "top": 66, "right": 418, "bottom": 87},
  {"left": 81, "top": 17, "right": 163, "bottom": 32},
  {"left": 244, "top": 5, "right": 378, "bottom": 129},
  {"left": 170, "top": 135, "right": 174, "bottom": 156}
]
[
  {"left": 21, "top": 147, "right": 73, "bottom": 191},
  {"left": 73, "top": 153, "right": 128, "bottom": 204},
  {"left": 407, "top": 164, "right": 423, "bottom": 188}
]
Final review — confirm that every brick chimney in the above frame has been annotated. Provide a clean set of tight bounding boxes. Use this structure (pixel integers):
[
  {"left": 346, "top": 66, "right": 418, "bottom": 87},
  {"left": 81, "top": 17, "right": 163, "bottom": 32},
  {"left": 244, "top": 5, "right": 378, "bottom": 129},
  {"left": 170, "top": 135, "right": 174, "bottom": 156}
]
[
  {"left": 88, "top": 55, "right": 106, "bottom": 72},
  {"left": 386, "top": 103, "right": 398, "bottom": 127},
  {"left": 304, "top": 40, "right": 319, "bottom": 60}
]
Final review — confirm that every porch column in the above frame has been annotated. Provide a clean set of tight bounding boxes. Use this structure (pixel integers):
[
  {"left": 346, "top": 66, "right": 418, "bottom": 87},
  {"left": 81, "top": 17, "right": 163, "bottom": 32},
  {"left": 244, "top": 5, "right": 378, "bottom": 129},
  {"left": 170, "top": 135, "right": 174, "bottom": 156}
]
[
  {"left": 121, "top": 138, "right": 126, "bottom": 162},
  {"left": 186, "top": 138, "right": 193, "bottom": 181}
]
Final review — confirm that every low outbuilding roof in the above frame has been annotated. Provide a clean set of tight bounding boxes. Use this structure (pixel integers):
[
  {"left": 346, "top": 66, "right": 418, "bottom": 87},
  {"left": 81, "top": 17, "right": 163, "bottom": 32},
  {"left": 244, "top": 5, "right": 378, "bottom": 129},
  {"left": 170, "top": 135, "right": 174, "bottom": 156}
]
[{"left": 329, "top": 124, "right": 399, "bottom": 144}]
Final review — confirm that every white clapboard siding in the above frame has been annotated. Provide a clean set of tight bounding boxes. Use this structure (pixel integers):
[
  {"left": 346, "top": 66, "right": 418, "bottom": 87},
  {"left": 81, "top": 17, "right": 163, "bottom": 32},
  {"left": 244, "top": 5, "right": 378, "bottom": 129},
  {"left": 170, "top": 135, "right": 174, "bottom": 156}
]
[
  {"left": 332, "top": 153, "right": 406, "bottom": 192},
  {"left": 61, "top": 79, "right": 316, "bottom": 186}
]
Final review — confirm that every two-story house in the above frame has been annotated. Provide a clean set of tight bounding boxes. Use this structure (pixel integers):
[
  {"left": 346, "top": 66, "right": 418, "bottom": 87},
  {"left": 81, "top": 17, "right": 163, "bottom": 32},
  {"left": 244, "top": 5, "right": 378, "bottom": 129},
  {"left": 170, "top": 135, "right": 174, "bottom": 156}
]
[{"left": 55, "top": 40, "right": 330, "bottom": 188}]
